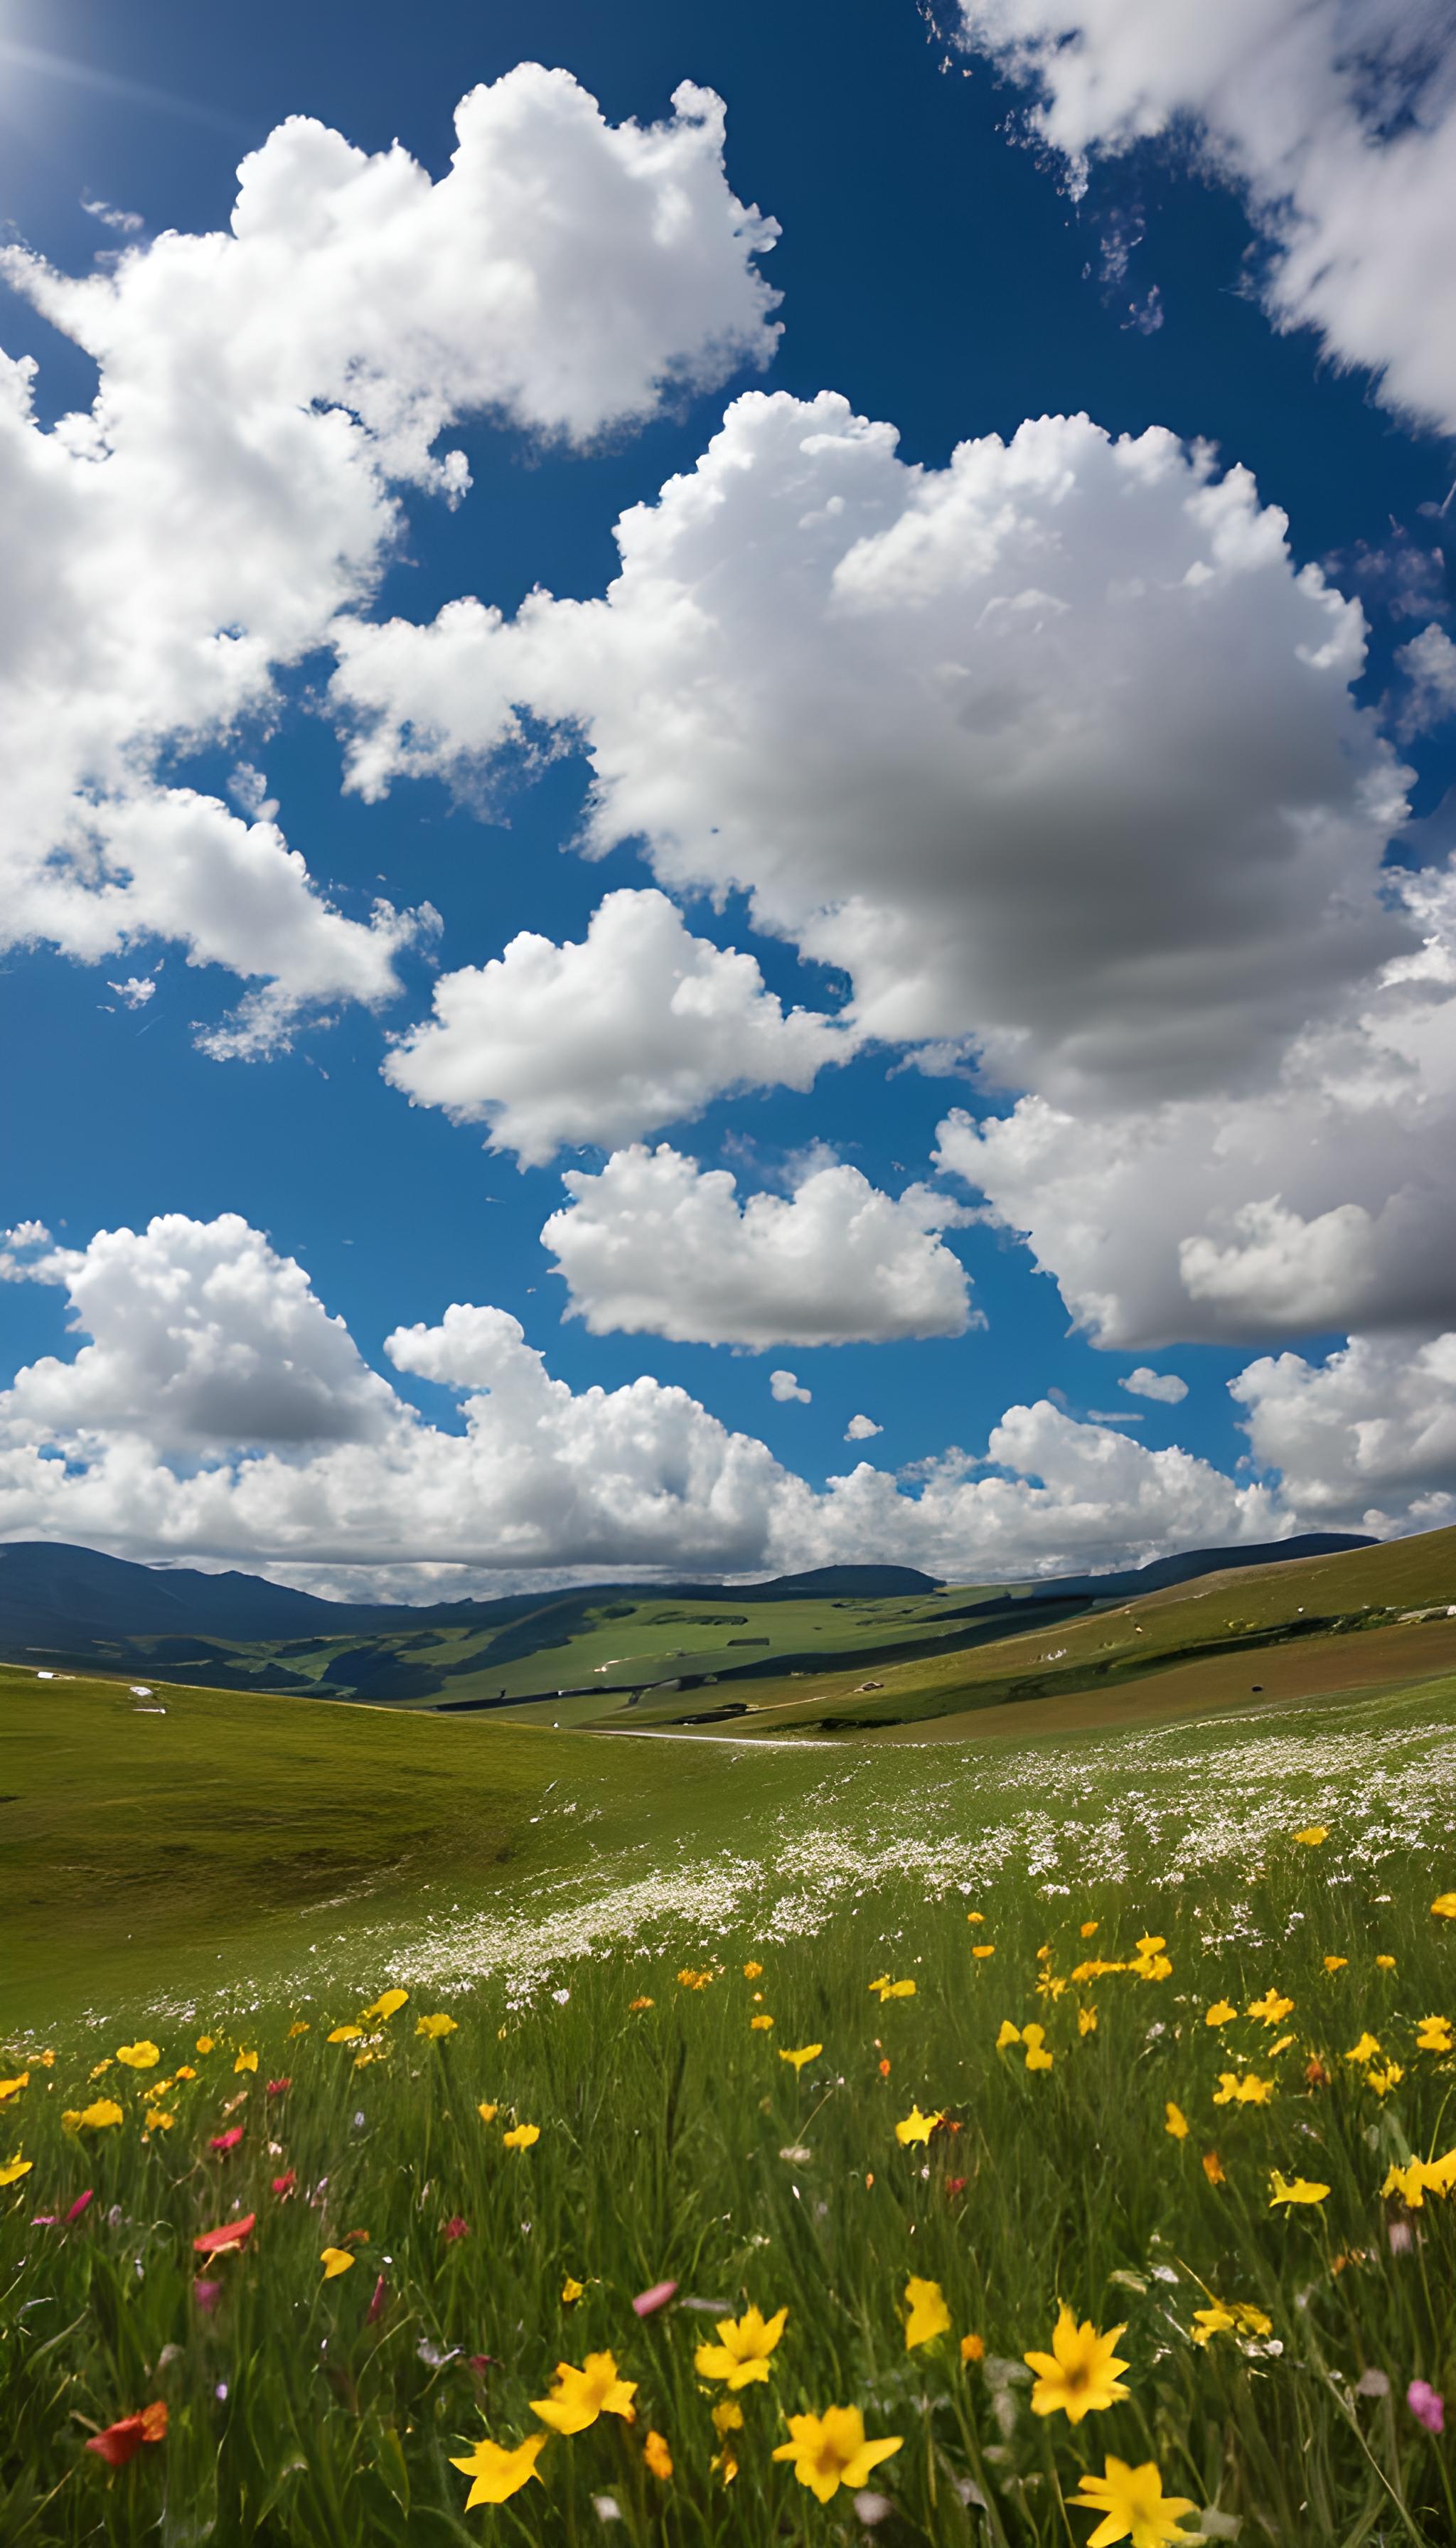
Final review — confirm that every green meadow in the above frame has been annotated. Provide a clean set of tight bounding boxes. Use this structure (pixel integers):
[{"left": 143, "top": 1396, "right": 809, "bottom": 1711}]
[{"left": 6, "top": 1654, "right": 1456, "bottom": 2542}]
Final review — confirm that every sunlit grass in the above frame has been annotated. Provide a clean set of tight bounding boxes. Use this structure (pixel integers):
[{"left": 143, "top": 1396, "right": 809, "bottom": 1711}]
[{"left": 6, "top": 1723, "right": 1456, "bottom": 2542}]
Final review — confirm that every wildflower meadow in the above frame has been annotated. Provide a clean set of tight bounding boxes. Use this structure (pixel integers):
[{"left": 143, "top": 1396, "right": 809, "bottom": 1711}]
[{"left": 6, "top": 1694, "right": 1456, "bottom": 2544}]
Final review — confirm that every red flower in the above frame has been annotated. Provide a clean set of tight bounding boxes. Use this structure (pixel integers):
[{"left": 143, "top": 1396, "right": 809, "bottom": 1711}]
[
  {"left": 85, "top": 2401, "right": 168, "bottom": 2468},
  {"left": 193, "top": 2212, "right": 255, "bottom": 2257},
  {"left": 442, "top": 2215, "right": 471, "bottom": 2242},
  {"left": 65, "top": 2189, "right": 95, "bottom": 2225},
  {"left": 271, "top": 2170, "right": 296, "bottom": 2198},
  {"left": 208, "top": 2127, "right": 245, "bottom": 2155},
  {"left": 266, "top": 2078, "right": 291, "bottom": 2099},
  {"left": 945, "top": 2176, "right": 968, "bottom": 2198},
  {"left": 632, "top": 2279, "right": 678, "bottom": 2317},
  {"left": 365, "top": 2274, "right": 387, "bottom": 2325}
]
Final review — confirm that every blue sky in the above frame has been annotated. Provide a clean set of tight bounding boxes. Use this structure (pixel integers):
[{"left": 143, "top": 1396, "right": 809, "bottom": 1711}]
[{"left": 1, "top": 0, "right": 1454, "bottom": 1590}]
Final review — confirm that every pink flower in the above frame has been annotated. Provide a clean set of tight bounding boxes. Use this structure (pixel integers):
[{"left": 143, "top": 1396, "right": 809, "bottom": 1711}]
[
  {"left": 271, "top": 2170, "right": 296, "bottom": 2198},
  {"left": 208, "top": 2128, "right": 245, "bottom": 2156},
  {"left": 65, "top": 2189, "right": 94, "bottom": 2225},
  {"left": 266, "top": 2078, "right": 291, "bottom": 2099},
  {"left": 442, "top": 2215, "right": 471, "bottom": 2242},
  {"left": 1408, "top": 2380, "right": 1445, "bottom": 2435},
  {"left": 632, "top": 2279, "right": 678, "bottom": 2318},
  {"left": 193, "top": 2279, "right": 223, "bottom": 2313}
]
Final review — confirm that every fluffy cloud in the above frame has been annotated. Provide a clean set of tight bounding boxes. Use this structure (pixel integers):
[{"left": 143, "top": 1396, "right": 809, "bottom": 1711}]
[
  {"left": 1120, "top": 1368, "right": 1188, "bottom": 1405},
  {"left": 1, "top": 1215, "right": 400, "bottom": 1455},
  {"left": 937, "top": 854, "right": 1456, "bottom": 1345},
  {"left": 0, "top": 70, "right": 777, "bottom": 1044},
  {"left": 0, "top": 1209, "right": 1327, "bottom": 1586},
  {"left": 384, "top": 889, "right": 852, "bottom": 1165},
  {"left": 1394, "top": 625, "right": 1456, "bottom": 742},
  {"left": 540, "top": 1145, "right": 975, "bottom": 1346},
  {"left": 1235, "top": 1329, "right": 1456, "bottom": 1533},
  {"left": 845, "top": 1412, "right": 882, "bottom": 1439},
  {"left": 771, "top": 1370, "right": 812, "bottom": 1403},
  {"left": 331, "top": 392, "right": 1406, "bottom": 1110},
  {"left": 954, "top": 0, "right": 1456, "bottom": 439}
]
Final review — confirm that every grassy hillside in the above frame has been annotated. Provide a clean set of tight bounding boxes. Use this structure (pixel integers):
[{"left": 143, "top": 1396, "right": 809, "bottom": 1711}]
[
  {"left": 6, "top": 1671, "right": 1456, "bottom": 2542},
  {"left": 614, "top": 1526, "right": 1456, "bottom": 1738}
]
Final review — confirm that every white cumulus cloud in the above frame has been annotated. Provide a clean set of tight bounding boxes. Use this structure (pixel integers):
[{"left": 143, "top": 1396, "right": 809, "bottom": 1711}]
[
  {"left": 954, "top": 0, "right": 1456, "bottom": 439},
  {"left": 1120, "top": 1367, "right": 1189, "bottom": 1404},
  {"left": 771, "top": 1370, "right": 812, "bottom": 1403},
  {"left": 0, "top": 68, "right": 778, "bottom": 1046},
  {"left": 384, "top": 889, "right": 853, "bottom": 1165},
  {"left": 331, "top": 391, "right": 1406, "bottom": 1111},
  {"left": 0, "top": 1209, "right": 1442, "bottom": 1586},
  {"left": 845, "top": 1412, "right": 882, "bottom": 1440},
  {"left": 540, "top": 1145, "right": 975, "bottom": 1347}
]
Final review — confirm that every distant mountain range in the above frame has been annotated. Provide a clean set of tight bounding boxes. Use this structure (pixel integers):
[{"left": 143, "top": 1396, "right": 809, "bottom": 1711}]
[{"left": 0, "top": 1531, "right": 1374, "bottom": 1701}]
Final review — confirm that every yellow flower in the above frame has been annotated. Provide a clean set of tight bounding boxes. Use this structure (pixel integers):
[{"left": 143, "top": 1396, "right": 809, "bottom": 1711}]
[
  {"left": 234, "top": 2050, "right": 258, "bottom": 2075},
  {"left": 972, "top": 1944, "right": 997, "bottom": 1961},
  {"left": 144, "top": 2109, "right": 175, "bottom": 2131},
  {"left": 0, "top": 2156, "right": 33, "bottom": 2186},
  {"left": 1202, "top": 2151, "right": 1226, "bottom": 2185},
  {"left": 1293, "top": 1827, "right": 1328, "bottom": 1846},
  {"left": 960, "top": 2331, "right": 985, "bottom": 2362},
  {"left": 1204, "top": 2001, "right": 1236, "bottom": 2027},
  {"left": 328, "top": 2026, "right": 363, "bottom": 2045},
  {"left": 1382, "top": 2148, "right": 1456, "bottom": 2207},
  {"left": 1036, "top": 1972, "right": 1068, "bottom": 2000},
  {"left": 1366, "top": 2062, "right": 1404, "bottom": 2097},
  {"left": 0, "top": 2075, "right": 28, "bottom": 2105},
  {"left": 195, "top": 2035, "right": 215, "bottom": 2055},
  {"left": 1136, "top": 1934, "right": 1165, "bottom": 1956},
  {"left": 532, "top": 2351, "right": 637, "bottom": 2434},
  {"left": 628, "top": 1996, "right": 654, "bottom": 2012},
  {"left": 903, "top": 2276, "right": 951, "bottom": 2350},
  {"left": 894, "top": 2104, "right": 941, "bottom": 2146},
  {"left": 996, "top": 2020, "right": 1022, "bottom": 2050},
  {"left": 503, "top": 2123, "right": 540, "bottom": 2151},
  {"left": 68, "top": 2098, "right": 123, "bottom": 2131},
  {"left": 1079, "top": 2007, "right": 1099, "bottom": 2036},
  {"left": 1376, "top": 1954, "right": 1397, "bottom": 1971},
  {"left": 174, "top": 2065, "right": 196, "bottom": 2080},
  {"left": 1024, "top": 2306, "right": 1130, "bottom": 2423},
  {"left": 321, "top": 2247, "right": 355, "bottom": 2278},
  {"left": 1081, "top": 1920, "right": 1099, "bottom": 1937},
  {"left": 1022, "top": 2022, "right": 1054, "bottom": 2071},
  {"left": 967, "top": 1911, "right": 985, "bottom": 1925},
  {"left": 1323, "top": 1956, "right": 1348, "bottom": 1974},
  {"left": 449, "top": 2430, "right": 545, "bottom": 2507},
  {"left": 1433, "top": 1894, "right": 1456, "bottom": 1919},
  {"left": 868, "top": 1976, "right": 916, "bottom": 2002},
  {"left": 361, "top": 1988, "right": 409, "bottom": 2023},
  {"left": 1191, "top": 2304, "right": 1236, "bottom": 2345},
  {"left": 771, "top": 2407, "right": 902, "bottom": 2505},
  {"left": 1068, "top": 2455, "right": 1197, "bottom": 2546},
  {"left": 1417, "top": 2016, "right": 1453, "bottom": 2053},
  {"left": 1074, "top": 1959, "right": 1128, "bottom": 1981},
  {"left": 1130, "top": 1948, "right": 1173, "bottom": 1981},
  {"left": 1268, "top": 2033, "right": 1295, "bottom": 2057},
  {"left": 477, "top": 2101, "right": 498, "bottom": 2123},
  {"left": 1247, "top": 1991, "right": 1294, "bottom": 2026},
  {"left": 695, "top": 2305, "right": 788, "bottom": 2389},
  {"left": 676, "top": 1968, "right": 712, "bottom": 1990},
  {"left": 744, "top": 1961, "right": 764, "bottom": 1979},
  {"left": 561, "top": 2275, "right": 585, "bottom": 2304},
  {"left": 1344, "top": 2033, "right": 1381, "bottom": 2064},
  {"left": 1165, "top": 2102, "right": 1189, "bottom": 2141},
  {"left": 1268, "top": 2170, "right": 1329, "bottom": 2207},
  {"left": 643, "top": 2429, "right": 673, "bottom": 2480},
  {"left": 287, "top": 2022, "right": 311, "bottom": 2039},
  {"left": 750, "top": 2015, "right": 775, "bottom": 2031},
  {"left": 712, "top": 2399, "right": 744, "bottom": 2435},
  {"left": 414, "top": 2014, "right": 457, "bottom": 2039},
  {"left": 778, "top": 2044, "right": 821, "bottom": 2072},
  {"left": 1212, "top": 2072, "right": 1273, "bottom": 2106},
  {"left": 117, "top": 2040, "right": 160, "bottom": 2070}
]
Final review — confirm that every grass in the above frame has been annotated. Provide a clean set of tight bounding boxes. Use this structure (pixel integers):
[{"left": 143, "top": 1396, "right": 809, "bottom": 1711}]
[
  {"left": 653, "top": 1528, "right": 1456, "bottom": 1738},
  {"left": 6, "top": 1673, "right": 1456, "bottom": 2540}
]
